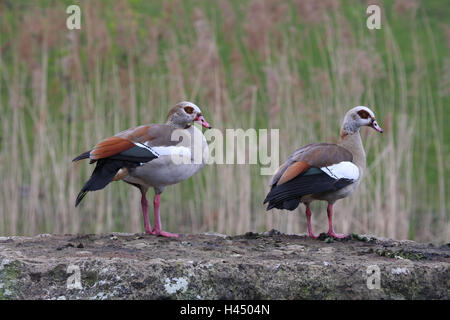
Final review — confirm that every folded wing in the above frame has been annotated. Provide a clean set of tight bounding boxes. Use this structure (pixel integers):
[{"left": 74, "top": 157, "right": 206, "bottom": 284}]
[
  {"left": 73, "top": 125, "right": 159, "bottom": 206},
  {"left": 264, "top": 143, "right": 358, "bottom": 210}
]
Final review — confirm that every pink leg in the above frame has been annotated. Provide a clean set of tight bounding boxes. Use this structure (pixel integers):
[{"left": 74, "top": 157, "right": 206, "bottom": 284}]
[
  {"left": 305, "top": 205, "right": 318, "bottom": 238},
  {"left": 140, "top": 193, "right": 153, "bottom": 234},
  {"left": 327, "top": 203, "right": 348, "bottom": 239},
  {"left": 152, "top": 194, "right": 178, "bottom": 238}
]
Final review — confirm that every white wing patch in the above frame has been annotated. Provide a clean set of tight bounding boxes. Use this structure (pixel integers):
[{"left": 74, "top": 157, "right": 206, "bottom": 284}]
[
  {"left": 321, "top": 161, "right": 359, "bottom": 180},
  {"left": 151, "top": 145, "right": 191, "bottom": 158}
]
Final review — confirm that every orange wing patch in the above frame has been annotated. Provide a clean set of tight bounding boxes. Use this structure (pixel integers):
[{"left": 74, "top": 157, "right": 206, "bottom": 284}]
[
  {"left": 277, "top": 161, "right": 311, "bottom": 186},
  {"left": 90, "top": 137, "right": 135, "bottom": 160}
]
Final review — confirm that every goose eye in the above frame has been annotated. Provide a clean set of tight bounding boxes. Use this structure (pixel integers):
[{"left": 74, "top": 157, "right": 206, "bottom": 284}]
[
  {"left": 184, "top": 106, "right": 194, "bottom": 114},
  {"left": 357, "top": 110, "right": 370, "bottom": 119}
]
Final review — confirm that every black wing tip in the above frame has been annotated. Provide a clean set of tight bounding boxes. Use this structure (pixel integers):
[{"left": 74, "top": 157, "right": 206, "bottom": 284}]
[
  {"left": 75, "top": 190, "right": 88, "bottom": 207},
  {"left": 263, "top": 194, "right": 273, "bottom": 210},
  {"left": 264, "top": 202, "right": 277, "bottom": 211},
  {"left": 265, "top": 200, "right": 300, "bottom": 211},
  {"left": 75, "top": 158, "right": 138, "bottom": 207},
  {"left": 264, "top": 192, "right": 301, "bottom": 211},
  {"left": 73, "top": 150, "right": 91, "bottom": 162}
]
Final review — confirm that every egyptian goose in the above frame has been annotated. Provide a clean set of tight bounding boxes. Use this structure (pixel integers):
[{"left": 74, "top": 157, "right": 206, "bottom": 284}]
[
  {"left": 264, "top": 106, "right": 383, "bottom": 238},
  {"left": 73, "top": 101, "right": 211, "bottom": 237}
]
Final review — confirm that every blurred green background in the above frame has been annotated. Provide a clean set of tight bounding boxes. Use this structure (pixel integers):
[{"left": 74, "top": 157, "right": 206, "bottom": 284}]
[{"left": 0, "top": 0, "right": 448, "bottom": 242}]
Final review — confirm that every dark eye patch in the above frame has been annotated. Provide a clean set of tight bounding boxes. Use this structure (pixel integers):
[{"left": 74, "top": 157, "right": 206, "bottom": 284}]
[
  {"left": 357, "top": 110, "right": 370, "bottom": 119},
  {"left": 184, "top": 106, "right": 194, "bottom": 114}
]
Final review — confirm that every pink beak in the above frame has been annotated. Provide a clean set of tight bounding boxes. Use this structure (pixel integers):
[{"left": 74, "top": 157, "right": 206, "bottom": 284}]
[
  {"left": 370, "top": 120, "right": 383, "bottom": 133},
  {"left": 195, "top": 114, "right": 212, "bottom": 129}
]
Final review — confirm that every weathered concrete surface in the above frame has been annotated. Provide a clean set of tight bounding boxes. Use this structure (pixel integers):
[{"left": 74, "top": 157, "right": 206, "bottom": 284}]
[{"left": 0, "top": 230, "right": 448, "bottom": 300}]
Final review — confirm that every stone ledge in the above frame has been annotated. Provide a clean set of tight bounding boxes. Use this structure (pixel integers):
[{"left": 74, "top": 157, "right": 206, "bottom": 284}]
[{"left": 0, "top": 231, "right": 448, "bottom": 299}]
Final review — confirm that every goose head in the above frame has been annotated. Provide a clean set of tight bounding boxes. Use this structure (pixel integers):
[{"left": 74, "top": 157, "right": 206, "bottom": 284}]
[
  {"left": 167, "top": 101, "right": 212, "bottom": 129},
  {"left": 342, "top": 106, "right": 383, "bottom": 134}
]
